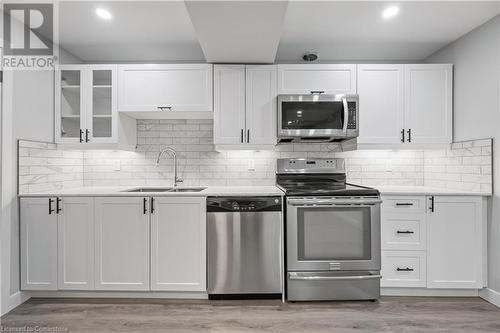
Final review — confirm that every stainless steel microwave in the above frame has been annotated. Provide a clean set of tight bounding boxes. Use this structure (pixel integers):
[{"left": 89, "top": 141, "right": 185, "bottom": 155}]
[{"left": 277, "top": 94, "right": 359, "bottom": 143}]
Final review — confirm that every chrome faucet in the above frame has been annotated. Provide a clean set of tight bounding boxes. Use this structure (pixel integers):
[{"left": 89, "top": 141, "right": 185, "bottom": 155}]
[{"left": 156, "top": 147, "right": 183, "bottom": 187}]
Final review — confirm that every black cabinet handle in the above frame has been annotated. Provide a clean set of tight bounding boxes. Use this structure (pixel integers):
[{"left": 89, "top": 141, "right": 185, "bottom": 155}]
[
  {"left": 56, "top": 197, "right": 62, "bottom": 214},
  {"left": 241, "top": 129, "right": 244, "bottom": 143},
  {"left": 401, "top": 129, "right": 405, "bottom": 143},
  {"left": 396, "top": 230, "right": 414, "bottom": 234},
  {"left": 143, "top": 198, "right": 148, "bottom": 215},
  {"left": 397, "top": 267, "right": 414, "bottom": 272},
  {"left": 430, "top": 196, "right": 435, "bottom": 212},
  {"left": 48, "top": 198, "right": 55, "bottom": 215},
  {"left": 247, "top": 129, "right": 250, "bottom": 143},
  {"left": 79, "top": 129, "right": 84, "bottom": 143},
  {"left": 396, "top": 203, "right": 413, "bottom": 206},
  {"left": 150, "top": 197, "right": 155, "bottom": 214},
  {"left": 310, "top": 90, "right": 324, "bottom": 94},
  {"left": 407, "top": 129, "right": 412, "bottom": 143},
  {"left": 85, "top": 129, "right": 90, "bottom": 143}
]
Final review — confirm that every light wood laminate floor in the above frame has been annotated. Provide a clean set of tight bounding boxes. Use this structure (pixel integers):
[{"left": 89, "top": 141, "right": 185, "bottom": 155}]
[{"left": 1, "top": 297, "right": 500, "bottom": 332}]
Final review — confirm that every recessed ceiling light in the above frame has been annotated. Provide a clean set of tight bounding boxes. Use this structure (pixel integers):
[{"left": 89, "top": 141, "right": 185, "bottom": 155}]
[
  {"left": 95, "top": 8, "right": 112, "bottom": 20},
  {"left": 382, "top": 6, "right": 399, "bottom": 19}
]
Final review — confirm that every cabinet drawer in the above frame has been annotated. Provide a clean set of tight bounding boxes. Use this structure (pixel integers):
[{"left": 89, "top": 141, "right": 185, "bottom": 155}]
[
  {"left": 382, "top": 214, "right": 426, "bottom": 251},
  {"left": 382, "top": 196, "right": 426, "bottom": 213},
  {"left": 381, "top": 251, "right": 426, "bottom": 288}
]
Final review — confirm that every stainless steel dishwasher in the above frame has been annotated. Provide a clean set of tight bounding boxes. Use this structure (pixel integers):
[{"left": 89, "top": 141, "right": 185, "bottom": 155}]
[{"left": 207, "top": 196, "right": 282, "bottom": 299}]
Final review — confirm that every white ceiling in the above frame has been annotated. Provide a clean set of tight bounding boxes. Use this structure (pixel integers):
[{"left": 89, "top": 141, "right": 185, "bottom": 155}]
[
  {"left": 185, "top": 1, "right": 288, "bottom": 63},
  {"left": 59, "top": 1, "right": 204, "bottom": 62},
  {"left": 58, "top": 1, "right": 500, "bottom": 63},
  {"left": 276, "top": 1, "right": 500, "bottom": 61}
]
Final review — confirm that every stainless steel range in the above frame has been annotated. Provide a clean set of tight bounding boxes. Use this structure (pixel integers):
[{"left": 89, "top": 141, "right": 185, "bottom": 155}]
[{"left": 276, "top": 158, "right": 381, "bottom": 301}]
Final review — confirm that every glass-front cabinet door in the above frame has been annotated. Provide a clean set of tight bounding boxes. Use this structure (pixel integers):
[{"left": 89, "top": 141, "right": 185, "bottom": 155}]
[
  {"left": 58, "top": 69, "right": 83, "bottom": 143},
  {"left": 89, "top": 66, "right": 116, "bottom": 143},
  {"left": 56, "top": 65, "right": 117, "bottom": 144}
]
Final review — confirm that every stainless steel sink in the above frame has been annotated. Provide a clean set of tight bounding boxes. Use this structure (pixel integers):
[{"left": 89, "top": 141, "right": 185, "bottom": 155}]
[
  {"left": 125, "top": 188, "right": 172, "bottom": 192},
  {"left": 124, "top": 187, "right": 206, "bottom": 193},
  {"left": 167, "top": 187, "right": 207, "bottom": 192}
]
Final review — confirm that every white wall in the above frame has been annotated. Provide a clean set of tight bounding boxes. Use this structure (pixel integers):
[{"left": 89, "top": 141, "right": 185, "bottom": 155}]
[
  {"left": 1, "top": 69, "right": 54, "bottom": 315},
  {"left": 426, "top": 15, "right": 500, "bottom": 296}
]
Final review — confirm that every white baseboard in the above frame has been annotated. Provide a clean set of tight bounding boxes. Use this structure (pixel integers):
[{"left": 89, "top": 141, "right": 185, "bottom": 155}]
[
  {"left": 1, "top": 291, "right": 31, "bottom": 316},
  {"left": 29, "top": 291, "right": 208, "bottom": 299},
  {"left": 381, "top": 288, "right": 479, "bottom": 297},
  {"left": 479, "top": 288, "right": 500, "bottom": 308}
]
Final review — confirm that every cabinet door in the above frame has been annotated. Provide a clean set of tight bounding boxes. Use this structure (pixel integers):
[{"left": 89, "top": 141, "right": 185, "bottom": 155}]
[
  {"left": 245, "top": 65, "right": 277, "bottom": 145},
  {"left": 57, "top": 197, "right": 94, "bottom": 290},
  {"left": 357, "top": 65, "right": 404, "bottom": 144},
  {"left": 427, "top": 196, "right": 485, "bottom": 289},
  {"left": 404, "top": 64, "right": 452, "bottom": 144},
  {"left": 88, "top": 65, "right": 117, "bottom": 143},
  {"left": 118, "top": 64, "right": 213, "bottom": 112},
  {"left": 213, "top": 65, "right": 246, "bottom": 145},
  {"left": 277, "top": 64, "right": 356, "bottom": 94},
  {"left": 55, "top": 66, "right": 86, "bottom": 144},
  {"left": 151, "top": 197, "right": 206, "bottom": 291},
  {"left": 20, "top": 198, "right": 58, "bottom": 290},
  {"left": 94, "top": 197, "right": 150, "bottom": 290}
]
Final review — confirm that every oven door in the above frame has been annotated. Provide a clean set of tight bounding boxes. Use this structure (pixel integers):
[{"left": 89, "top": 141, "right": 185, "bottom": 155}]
[
  {"left": 278, "top": 94, "right": 358, "bottom": 138},
  {"left": 287, "top": 197, "right": 381, "bottom": 271}
]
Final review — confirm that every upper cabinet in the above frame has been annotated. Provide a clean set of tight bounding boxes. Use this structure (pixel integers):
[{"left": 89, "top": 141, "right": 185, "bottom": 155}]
[
  {"left": 117, "top": 64, "right": 213, "bottom": 114},
  {"left": 55, "top": 65, "right": 136, "bottom": 149},
  {"left": 214, "top": 64, "right": 277, "bottom": 149},
  {"left": 357, "top": 64, "right": 405, "bottom": 144},
  {"left": 277, "top": 64, "right": 356, "bottom": 95},
  {"left": 405, "top": 64, "right": 453, "bottom": 145},
  {"left": 357, "top": 64, "right": 453, "bottom": 147}
]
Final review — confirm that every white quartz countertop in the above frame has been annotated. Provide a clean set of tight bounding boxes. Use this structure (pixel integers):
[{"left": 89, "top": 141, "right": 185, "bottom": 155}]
[
  {"left": 376, "top": 185, "right": 491, "bottom": 196},
  {"left": 18, "top": 185, "right": 491, "bottom": 197},
  {"left": 18, "top": 186, "right": 285, "bottom": 197}
]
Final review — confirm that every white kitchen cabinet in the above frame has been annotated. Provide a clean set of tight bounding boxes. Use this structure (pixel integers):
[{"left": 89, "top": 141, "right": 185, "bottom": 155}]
[
  {"left": 118, "top": 64, "right": 213, "bottom": 113},
  {"left": 55, "top": 65, "right": 136, "bottom": 149},
  {"left": 427, "top": 196, "right": 487, "bottom": 289},
  {"left": 57, "top": 197, "right": 94, "bottom": 290},
  {"left": 20, "top": 197, "right": 58, "bottom": 290},
  {"left": 245, "top": 65, "right": 277, "bottom": 145},
  {"left": 213, "top": 65, "right": 246, "bottom": 145},
  {"left": 381, "top": 250, "right": 426, "bottom": 288},
  {"left": 405, "top": 64, "right": 453, "bottom": 145},
  {"left": 277, "top": 64, "right": 356, "bottom": 94},
  {"left": 357, "top": 64, "right": 452, "bottom": 148},
  {"left": 214, "top": 64, "right": 277, "bottom": 149},
  {"left": 357, "top": 64, "right": 405, "bottom": 144},
  {"left": 94, "top": 197, "right": 150, "bottom": 291},
  {"left": 151, "top": 197, "right": 206, "bottom": 291}
]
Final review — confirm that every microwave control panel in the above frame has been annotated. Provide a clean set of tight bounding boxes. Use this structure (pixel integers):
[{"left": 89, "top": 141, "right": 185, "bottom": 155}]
[{"left": 347, "top": 102, "right": 357, "bottom": 130}]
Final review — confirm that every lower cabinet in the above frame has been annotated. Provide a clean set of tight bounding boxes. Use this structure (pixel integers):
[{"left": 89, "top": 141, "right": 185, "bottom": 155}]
[
  {"left": 94, "top": 197, "right": 150, "bottom": 291},
  {"left": 58, "top": 197, "right": 94, "bottom": 290},
  {"left": 427, "top": 196, "right": 486, "bottom": 289},
  {"left": 381, "top": 195, "right": 487, "bottom": 290},
  {"left": 20, "top": 197, "right": 58, "bottom": 290},
  {"left": 151, "top": 197, "right": 206, "bottom": 291},
  {"left": 20, "top": 196, "right": 207, "bottom": 293}
]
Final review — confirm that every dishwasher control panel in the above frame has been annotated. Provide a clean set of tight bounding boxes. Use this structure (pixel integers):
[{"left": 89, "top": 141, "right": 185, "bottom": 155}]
[{"left": 207, "top": 197, "right": 282, "bottom": 212}]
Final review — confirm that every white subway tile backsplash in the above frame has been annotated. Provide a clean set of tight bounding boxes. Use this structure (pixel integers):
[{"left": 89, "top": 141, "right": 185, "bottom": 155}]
[{"left": 18, "top": 123, "right": 493, "bottom": 195}]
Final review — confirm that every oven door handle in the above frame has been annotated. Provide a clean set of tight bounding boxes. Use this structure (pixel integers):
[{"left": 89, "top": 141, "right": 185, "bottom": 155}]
[
  {"left": 289, "top": 273, "right": 382, "bottom": 281},
  {"left": 342, "top": 96, "right": 349, "bottom": 133},
  {"left": 288, "top": 199, "right": 382, "bottom": 206}
]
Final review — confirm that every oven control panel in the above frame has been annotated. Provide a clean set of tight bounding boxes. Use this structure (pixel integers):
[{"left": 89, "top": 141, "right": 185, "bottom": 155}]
[{"left": 277, "top": 158, "right": 346, "bottom": 174}]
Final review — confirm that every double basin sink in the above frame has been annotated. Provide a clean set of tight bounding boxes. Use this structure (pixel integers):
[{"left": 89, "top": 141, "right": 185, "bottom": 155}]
[{"left": 124, "top": 187, "right": 207, "bottom": 193}]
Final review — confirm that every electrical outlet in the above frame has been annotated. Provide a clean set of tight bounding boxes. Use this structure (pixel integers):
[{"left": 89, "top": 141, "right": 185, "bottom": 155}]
[
  {"left": 248, "top": 159, "right": 255, "bottom": 171},
  {"left": 112, "top": 159, "right": 121, "bottom": 171}
]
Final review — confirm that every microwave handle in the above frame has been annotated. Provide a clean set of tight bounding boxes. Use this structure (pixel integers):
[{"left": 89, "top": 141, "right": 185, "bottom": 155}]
[{"left": 342, "top": 97, "right": 348, "bottom": 133}]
